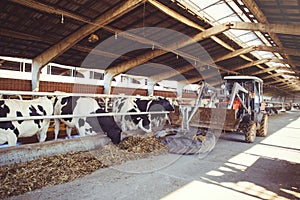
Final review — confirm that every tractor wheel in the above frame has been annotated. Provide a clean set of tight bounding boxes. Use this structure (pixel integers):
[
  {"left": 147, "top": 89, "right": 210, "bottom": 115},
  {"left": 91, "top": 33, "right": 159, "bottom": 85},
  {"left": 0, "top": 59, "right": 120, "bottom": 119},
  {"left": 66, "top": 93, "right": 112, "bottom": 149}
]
[
  {"left": 257, "top": 114, "right": 268, "bottom": 137},
  {"left": 244, "top": 121, "right": 256, "bottom": 143}
]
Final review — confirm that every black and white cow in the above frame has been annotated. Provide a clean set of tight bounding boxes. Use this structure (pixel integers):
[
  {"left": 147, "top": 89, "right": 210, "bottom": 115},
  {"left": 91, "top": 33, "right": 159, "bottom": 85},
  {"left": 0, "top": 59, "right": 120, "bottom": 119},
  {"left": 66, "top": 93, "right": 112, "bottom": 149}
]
[
  {"left": 113, "top": 96, "right": 175, "bottom": 133},
  {"left": 0, "top": 97, "right": 53, "bottom": 146},
  {"left": 53, "top": 96, "right": 121, "bottom": 144}
]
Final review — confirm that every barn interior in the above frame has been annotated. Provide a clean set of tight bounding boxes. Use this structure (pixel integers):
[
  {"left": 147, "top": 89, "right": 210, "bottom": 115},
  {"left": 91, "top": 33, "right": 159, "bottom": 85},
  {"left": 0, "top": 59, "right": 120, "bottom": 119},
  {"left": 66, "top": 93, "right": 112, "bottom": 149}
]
[
  {"left": 0, "top": 0, "right": 299, "bottom": 98},
  {"left": 0, "top": 1, "right": 299, "bottom": 199}
]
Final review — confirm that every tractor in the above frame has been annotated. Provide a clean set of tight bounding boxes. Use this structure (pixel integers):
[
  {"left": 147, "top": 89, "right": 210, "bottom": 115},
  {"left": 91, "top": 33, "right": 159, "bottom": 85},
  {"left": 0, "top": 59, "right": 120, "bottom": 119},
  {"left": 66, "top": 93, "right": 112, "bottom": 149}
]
[
  {"left": 179, "top": 75, "right": 268, "bottom": 143},
  {"left": 219, "top": 75, "right": 268, "bottom": 142}
]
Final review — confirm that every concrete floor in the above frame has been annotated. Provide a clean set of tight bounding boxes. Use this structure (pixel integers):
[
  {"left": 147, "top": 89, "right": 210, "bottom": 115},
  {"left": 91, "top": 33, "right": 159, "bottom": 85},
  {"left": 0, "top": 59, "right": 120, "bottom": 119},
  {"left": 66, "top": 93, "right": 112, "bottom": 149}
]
[{"left": 8, "top": 111, "right": 300, "bottom": 200}]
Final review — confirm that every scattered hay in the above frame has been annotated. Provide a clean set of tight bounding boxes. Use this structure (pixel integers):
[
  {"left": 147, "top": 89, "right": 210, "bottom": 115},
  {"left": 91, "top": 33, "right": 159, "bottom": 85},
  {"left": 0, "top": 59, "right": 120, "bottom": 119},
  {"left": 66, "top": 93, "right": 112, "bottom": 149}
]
[
  {"left": 0, "top": 151, "right": 106, "bottom": 198},
  {"left": 0, "top": 135, "right": 167, "bottom": 199},
  {"left": 118, "top": 135, "right": 167, "bottom": 153}
]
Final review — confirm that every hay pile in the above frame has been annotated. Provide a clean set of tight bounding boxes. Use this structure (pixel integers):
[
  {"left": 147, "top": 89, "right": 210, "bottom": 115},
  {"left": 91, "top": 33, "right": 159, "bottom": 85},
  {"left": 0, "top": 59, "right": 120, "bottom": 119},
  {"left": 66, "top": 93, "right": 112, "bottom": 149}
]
[
  {"left": 0, "top": 135, "right": 167, "bottom": 198},
  {"left": 91, "top": 135, "right": 168, "bottom": 166},
  {"left": 0, "top": 151, "right": 106, "bottom": 198},
  {"left": 118, "top": 135, "right": 166, "bottom": 153}
]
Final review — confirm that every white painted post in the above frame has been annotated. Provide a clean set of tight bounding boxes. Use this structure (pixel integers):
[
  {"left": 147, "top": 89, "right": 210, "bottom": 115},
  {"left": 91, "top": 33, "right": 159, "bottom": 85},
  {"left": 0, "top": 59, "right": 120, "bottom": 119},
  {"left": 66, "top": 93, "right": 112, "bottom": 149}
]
[
  {"left": 147, "top": 78, "right": 156, "bottom": 96},
  {"left": 176, "top": 83, "right": 185, "bottom": 98},
  {"left": 103, "top": 72, "right": 115, "bottom": 95},
  {"left": 103, "top": 72, "right": 115, "bottom": 112},
  {"left": 31, "top": 61, "right": 43, "bottom": 92}
]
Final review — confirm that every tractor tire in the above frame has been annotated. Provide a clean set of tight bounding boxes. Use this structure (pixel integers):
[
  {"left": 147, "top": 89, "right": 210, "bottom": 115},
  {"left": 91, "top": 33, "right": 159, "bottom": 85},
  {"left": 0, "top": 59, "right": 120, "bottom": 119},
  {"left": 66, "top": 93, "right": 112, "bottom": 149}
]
[
  {"left": 244, "top": 121, "right": 256, "bottom": 143},
  {"left": 257, "top": 114, "right": 268, "bottom": 137}
]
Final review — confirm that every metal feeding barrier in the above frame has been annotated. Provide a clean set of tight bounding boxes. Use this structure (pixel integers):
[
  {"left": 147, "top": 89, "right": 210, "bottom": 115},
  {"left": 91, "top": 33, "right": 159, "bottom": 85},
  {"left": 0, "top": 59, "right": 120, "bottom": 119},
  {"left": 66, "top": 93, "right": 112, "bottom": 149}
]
[
  {"left": 0, "top": 90, "right": 179, "bottom": 122},
  {"left": 0, "top": 111, "right": 170, "bottom": 122}
]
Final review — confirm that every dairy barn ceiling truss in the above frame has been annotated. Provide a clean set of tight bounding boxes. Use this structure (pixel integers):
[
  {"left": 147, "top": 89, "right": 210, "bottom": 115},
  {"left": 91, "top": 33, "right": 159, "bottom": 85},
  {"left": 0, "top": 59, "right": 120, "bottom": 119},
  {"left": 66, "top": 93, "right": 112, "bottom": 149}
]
[{"left": 0, "top": 0, "right": 299, "bottom": 97}]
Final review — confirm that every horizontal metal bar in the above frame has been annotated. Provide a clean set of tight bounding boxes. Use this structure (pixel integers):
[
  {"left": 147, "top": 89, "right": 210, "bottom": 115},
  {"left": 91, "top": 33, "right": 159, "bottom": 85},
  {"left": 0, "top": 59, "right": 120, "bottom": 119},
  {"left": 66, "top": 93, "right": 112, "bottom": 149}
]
[
  {"left": 0, "top": 90, "right": 195, "bottom": 101},
  {"left": 0, "top": 90, "right": 146, "bottom": 99},
  {"left": 0, "top": 111, "right": 170, "bottom": 122}
]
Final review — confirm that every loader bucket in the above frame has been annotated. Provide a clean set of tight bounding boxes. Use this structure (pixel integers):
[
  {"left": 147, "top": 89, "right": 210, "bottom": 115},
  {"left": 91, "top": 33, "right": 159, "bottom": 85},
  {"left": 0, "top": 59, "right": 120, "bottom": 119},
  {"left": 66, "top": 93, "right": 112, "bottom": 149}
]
[{"left": 189, "top": 107, "right": 240, "bottom": 131}]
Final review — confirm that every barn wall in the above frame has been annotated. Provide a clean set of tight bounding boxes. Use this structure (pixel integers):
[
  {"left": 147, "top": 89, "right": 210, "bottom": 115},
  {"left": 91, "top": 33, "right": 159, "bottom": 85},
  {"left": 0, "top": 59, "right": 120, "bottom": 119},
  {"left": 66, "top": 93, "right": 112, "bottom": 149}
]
[
  {"left": 0, "top": 78, "right": 194, "bottom": 98},
  {"left": 0, "top": 78, "right": 31, "bottom": 91}
]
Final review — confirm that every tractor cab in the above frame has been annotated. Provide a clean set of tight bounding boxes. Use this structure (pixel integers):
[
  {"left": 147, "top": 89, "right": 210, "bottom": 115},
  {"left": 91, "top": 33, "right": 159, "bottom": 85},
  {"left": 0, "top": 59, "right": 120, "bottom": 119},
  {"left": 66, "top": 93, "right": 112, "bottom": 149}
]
[{"left": 223, "top": 76, "right": 265, "bottom": 120}]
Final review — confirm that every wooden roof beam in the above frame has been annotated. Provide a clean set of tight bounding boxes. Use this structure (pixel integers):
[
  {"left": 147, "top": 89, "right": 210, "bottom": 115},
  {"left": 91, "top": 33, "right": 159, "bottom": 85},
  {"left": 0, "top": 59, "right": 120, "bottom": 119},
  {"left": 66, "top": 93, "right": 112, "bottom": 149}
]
[
  {"left": 11, "top": 0, "right": 92, "bottom": 23},
  {"left": 104, "top": 23, "right": 231, "bottom": 94},
  {"left": 105, "top": 23, "right": 231, "bottom": 75},
  {"left": 148, "top": 0, "right": 297, "bottom": 83},
  {"left": 278, "top": 83, "right": 300, "bottom": 90},
  {"left": 264, "top": 78, "right": 289, "bottom": 85},
  {"left": 262, "top": 72, "right": 297, "bottom": 80},
  {"left": 251, "top": 66, "right": 293, "bottom": 75},
  {"left": 232, "top": 58, "right": 288, "bottom": 71},
  {"left": 276, "top": 78, "right": 299, "bottom": 86},
  {"left": 12, "top": 0, "right": 145, "bottom": 66},
  {"left": 228, "top": 22, "right": 300, "bottom": 35},
  {"left": 242, "top": 0, "right": 298, "bottom": 75},
  {"left": 31, "top": 0, "right": 144, "bottom": 68},
  {"left": 25, "top": 0, "right": 145, "bottom": 91},
  {"left": 214, "top": 46, "right": 256, "bottom": 63},
  {"left": 13, "top": 0, "right": 235, "bottom": 92},
  {"left": 149, "top": 62, "right": 236, "bottom": 83},
  {"left": 256, "top": 45, "right": 300, "bottom": 57},
  {"left": 213, "top": 45, "right": 300, "bottom": 63},
  {"left": 231, "top": 58, "right": 271, "bottom": 71},
  {"left": 0, "top": 28, "right": 130, "bottom": 60}
]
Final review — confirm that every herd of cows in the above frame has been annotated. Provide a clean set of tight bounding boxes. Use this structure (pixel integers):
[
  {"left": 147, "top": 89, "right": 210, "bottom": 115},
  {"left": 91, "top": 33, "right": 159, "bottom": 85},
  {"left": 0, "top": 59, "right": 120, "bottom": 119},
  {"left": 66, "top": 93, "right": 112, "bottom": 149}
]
[{"left": 0, "top": 94, "right": 175, "bottom": 146}]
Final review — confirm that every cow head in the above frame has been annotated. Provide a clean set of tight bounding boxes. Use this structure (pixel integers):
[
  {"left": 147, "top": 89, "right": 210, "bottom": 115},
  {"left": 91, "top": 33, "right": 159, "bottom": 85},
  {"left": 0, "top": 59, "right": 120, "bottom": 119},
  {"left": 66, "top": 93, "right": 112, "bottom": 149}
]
[
  {"left": 138, "top": 114, "right": 151, "bottom": 132},
  {"left": 95, "top": 108, "right": 122, "bottom": 144},
  {"left": 156, "top": 97, "right": 175, "bottom": 112}
]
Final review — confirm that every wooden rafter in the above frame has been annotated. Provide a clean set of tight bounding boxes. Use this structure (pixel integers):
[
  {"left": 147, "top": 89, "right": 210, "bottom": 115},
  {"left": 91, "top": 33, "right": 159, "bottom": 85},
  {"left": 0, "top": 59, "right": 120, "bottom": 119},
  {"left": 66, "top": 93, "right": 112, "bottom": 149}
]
[
  {"left": 214, "top": 46, "right": 256, "bottom": 63},
  {"left": 105, "top": 23, "right": 230, "bottom": 75},
  {"left": 232, "top": 57, "right": 293, "bottom": 71},
  {"left": 19, "top": 0, "right": 145, "bottom": 91},
  {"left": 251, "top": 66, "right": 292, "bottom": 75},
  {"left": 229, "top": 22, "right": 300, "bottom": 35},
  {"left": 214, "top": 45, "right": 300, "bottom": 63},
  {"left": 262, "top": 72, "right": 297, "bottom": 80},
  {"left": 11, "top": 0, "right": 234, "bottom": 82},
  {"left": 231, "top": 58, "right": 271, "bottom": 71},
  {"left": 147, "top": 0, "right": 299, "bottom": 85},
  {"left": 241, "top": 0, "right": 299, "bottom": 85},
  {"left": 265, "top": 78, "right": 289, "bottom": 85},
  {"left": 8, "top": 0, "right": 299, "bottom": 92},
  {"left": 0, "top": 28, "right": 130, "bottom": 60},
  {"left": 256, "top": 46, "right": 300, "bottom": 57},
  {"left": 31, "top": 0, "right": 145, "bottom": 68}
]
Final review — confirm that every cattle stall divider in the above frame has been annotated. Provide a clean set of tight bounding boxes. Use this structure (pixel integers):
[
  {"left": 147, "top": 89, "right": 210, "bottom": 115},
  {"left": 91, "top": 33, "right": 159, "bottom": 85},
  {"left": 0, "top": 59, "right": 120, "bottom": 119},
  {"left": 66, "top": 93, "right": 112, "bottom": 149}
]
[
  {"left": 0, "top": 111, "right": 171, "bottom": 122},
  {"left": 0, "top": 90, "right": 196, "bottom": 111},
  {"left": 0, "top": 90, "right": 181, "bottom": 166},
  {"left": 0, "top": 90, "right": 197, "bottom": 165},
  {"left": 0, "top": 90, "right": 177, "bottom": 121}
]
